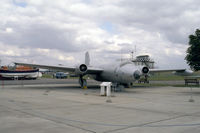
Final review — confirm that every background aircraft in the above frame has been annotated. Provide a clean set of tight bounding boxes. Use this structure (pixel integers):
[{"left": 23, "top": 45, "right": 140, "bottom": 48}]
[{"left": 15, "top": 52, "right": 192, "bottom": 88}]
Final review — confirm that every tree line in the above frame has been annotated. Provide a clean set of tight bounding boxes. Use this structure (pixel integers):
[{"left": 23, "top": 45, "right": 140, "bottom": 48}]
[{"left": 185, "top": 29, "right": 200, "bottom": 71}]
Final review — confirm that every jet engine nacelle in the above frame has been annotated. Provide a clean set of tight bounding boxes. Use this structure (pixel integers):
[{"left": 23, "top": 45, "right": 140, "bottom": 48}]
[
  {"left": 133, "top": 67, "right": 149, "bottom": 80},
  {"left": 75, "top": 64, "right": 88, "bottom": 75},
  {"left": 142, "top": 67, "right": 149, "bottom": 74}
]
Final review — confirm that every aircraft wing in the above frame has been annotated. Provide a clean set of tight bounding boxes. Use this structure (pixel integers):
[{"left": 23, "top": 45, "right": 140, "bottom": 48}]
[
  {"left": 87, "top": 67, "right": 104, "bottom": 74},
  {"left": 15, "top": 62, "right": 76, "bottom": 72},
  {"left": 149, "top": 68, "right": 193, "bottom": 76},
  {"left": 14, "top": 62, "right": 103, "bottom": 74},
  {"left": 149, "top": 68, "right": 186, "bottom": 73}
]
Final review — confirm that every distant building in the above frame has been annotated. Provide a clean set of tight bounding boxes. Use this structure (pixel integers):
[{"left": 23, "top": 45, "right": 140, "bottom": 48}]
[
  {"left": 117, "top": 54, "right": 155, "bottom": 69},
  {"left": 132, "top": 55, "right": 155, "bottom": 69}
]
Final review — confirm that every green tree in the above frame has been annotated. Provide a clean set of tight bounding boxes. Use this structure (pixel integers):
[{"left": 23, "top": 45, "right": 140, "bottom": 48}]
[{"left": 185, "top": 29, "right": 200, "bottom": 71}]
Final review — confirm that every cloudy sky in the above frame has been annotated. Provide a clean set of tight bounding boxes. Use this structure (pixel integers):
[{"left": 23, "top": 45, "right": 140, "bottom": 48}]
[{"left": 0, "top": 0, "right": 199, "bottom": 68}]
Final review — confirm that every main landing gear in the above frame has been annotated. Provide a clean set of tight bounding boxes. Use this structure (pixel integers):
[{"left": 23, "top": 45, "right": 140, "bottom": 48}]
[{"left": 79, "top": 75, "right": 87, "bottom": 89}]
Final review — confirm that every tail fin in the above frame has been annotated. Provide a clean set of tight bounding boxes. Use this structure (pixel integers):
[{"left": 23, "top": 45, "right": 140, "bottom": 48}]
[{"left": 85, "top": 51, "right": 90, "bottom": 66}]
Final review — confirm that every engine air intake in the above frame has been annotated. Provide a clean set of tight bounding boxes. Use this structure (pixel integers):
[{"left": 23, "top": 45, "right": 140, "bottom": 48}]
[
  {"left": 142, "top": 67, "right": 149, "bottom": 74},
  {"left": 79, "top": 64, "right": 87, "bottom": 72}
]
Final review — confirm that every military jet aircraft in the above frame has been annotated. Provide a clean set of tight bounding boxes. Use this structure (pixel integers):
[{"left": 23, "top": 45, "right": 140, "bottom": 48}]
[{"left": 15, "top": 52, "right": 192, "bottom": 88}]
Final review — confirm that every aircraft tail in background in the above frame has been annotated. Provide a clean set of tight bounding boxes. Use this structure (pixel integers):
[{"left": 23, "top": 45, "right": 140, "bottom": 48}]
[{"left": 85, "top": 51, "right": 90, "bottom": 66}]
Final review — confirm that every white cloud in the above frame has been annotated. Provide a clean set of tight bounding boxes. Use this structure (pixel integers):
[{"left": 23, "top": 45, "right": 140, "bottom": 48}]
[
  {"left": 5, "top": 28, "right": 13, "bottom": 33},
  {"left": 0, "top": 0, "right": 199, "bottom": 69}
]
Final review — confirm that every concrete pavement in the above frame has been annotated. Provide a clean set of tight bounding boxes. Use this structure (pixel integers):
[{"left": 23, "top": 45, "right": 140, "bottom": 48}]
[{"left": 0, "top": 79, "right": 200, "bottom": 133}]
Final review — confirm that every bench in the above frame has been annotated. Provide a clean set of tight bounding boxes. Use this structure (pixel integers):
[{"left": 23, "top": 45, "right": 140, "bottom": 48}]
[{"left": 184, "top": 78, "right": 199, "bottom": 86}]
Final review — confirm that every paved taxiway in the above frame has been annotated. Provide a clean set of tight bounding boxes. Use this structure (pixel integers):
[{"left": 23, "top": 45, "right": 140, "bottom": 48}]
[{"left": 0, "top": 79, "right": 200, "bottom": 133}]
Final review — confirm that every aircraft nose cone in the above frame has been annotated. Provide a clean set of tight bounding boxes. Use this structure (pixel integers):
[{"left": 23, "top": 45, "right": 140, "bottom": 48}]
[{"left": 133, "top": 70, "right": 141, "bottom": 80}]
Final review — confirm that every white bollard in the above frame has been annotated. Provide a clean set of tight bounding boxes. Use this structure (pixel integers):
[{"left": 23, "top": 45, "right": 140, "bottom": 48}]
[
  {"left": 100, "top": 82, "right": 109, "bottom": 96},
  {"left": 100, "top": 82, "right": 112, "bottom": 98}
]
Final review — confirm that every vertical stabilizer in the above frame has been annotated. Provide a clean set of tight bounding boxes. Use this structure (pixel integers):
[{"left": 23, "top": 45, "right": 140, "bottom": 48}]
[{"left": 85, "top": 52, "right": 90, "bottom": 66}]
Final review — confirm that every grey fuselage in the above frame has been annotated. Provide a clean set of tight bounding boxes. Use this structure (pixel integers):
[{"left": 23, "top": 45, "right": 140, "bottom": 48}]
[{"left": 91, "top": 61, "right": 144, "bottom": 85}]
